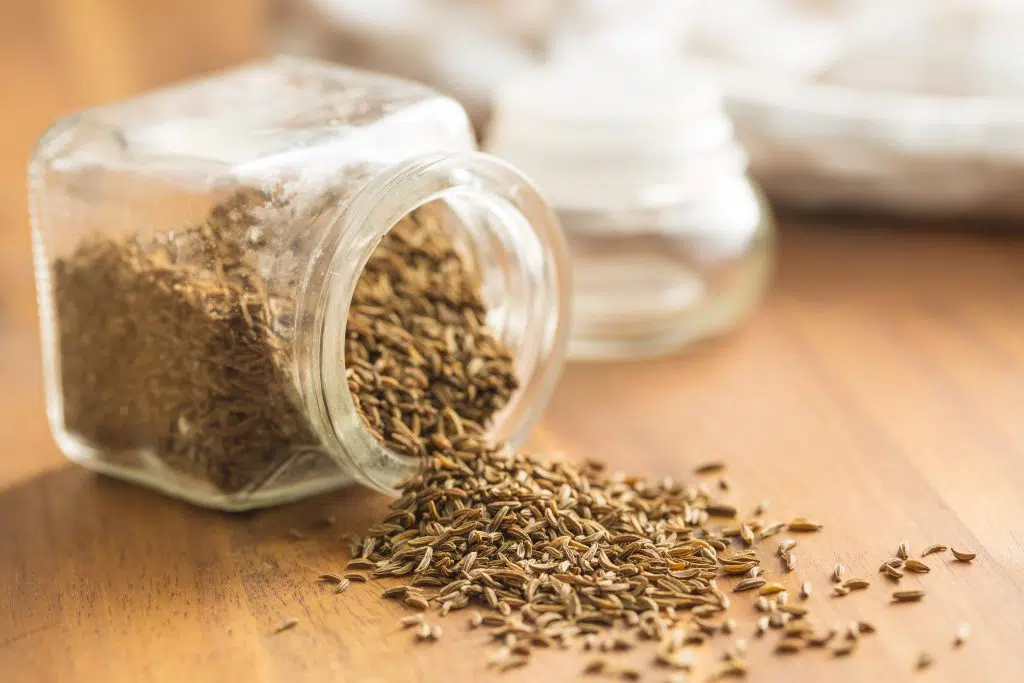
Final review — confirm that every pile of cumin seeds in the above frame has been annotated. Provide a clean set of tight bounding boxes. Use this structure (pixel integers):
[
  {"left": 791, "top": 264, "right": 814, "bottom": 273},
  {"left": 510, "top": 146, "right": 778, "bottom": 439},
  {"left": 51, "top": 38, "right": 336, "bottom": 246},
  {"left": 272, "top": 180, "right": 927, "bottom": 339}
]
[
  {"left": 336, "top": 452, "right": 979, "bottom": 677},
  {"left": 344, "top": 201, "right": 519, "bottom": 457},
  {"left": 55, "top": 189, "right": 327, "bottom": 492}
]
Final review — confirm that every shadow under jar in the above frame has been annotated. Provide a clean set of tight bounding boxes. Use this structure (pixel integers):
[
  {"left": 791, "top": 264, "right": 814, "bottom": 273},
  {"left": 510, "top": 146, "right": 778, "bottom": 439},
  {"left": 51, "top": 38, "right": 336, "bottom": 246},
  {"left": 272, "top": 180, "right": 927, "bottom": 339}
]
[{"left": 29, "top": 57, "right": 570, "bottom": 510}]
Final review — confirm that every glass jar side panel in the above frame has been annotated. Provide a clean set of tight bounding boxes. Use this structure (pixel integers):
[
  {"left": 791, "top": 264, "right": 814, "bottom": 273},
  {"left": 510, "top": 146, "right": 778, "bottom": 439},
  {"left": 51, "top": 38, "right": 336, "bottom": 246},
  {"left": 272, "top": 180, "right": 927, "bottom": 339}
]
[{"left": 30, "top": 160, "right": 347, "bottom": 510}]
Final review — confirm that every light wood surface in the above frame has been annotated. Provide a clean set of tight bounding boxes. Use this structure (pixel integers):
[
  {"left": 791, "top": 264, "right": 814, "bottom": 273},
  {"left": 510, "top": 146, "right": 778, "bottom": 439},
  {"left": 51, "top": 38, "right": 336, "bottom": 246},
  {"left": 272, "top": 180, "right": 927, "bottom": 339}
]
[{"left": 2, "top": 2, "right": 1023, "bottom": 682}]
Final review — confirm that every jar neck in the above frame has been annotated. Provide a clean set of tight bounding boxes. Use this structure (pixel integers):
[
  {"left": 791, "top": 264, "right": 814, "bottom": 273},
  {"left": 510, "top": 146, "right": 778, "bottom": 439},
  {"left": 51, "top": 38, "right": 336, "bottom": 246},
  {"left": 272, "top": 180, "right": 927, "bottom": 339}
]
[{"left": 293, "top": 151, "right": 570, "bottom": 493}]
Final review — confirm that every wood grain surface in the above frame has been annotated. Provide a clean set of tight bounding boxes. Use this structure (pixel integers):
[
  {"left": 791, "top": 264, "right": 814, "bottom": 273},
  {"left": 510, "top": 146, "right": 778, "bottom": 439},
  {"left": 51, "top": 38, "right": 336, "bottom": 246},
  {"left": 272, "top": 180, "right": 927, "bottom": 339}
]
[{"left": 1, "top": 2, "right": 1023, "bottom": 682}]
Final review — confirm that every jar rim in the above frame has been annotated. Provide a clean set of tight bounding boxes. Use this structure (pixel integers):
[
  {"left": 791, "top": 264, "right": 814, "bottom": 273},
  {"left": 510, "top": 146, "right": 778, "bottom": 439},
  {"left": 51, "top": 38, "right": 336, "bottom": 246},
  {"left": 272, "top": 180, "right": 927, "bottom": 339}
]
[{"left": 297, "top": 151, "right": 571, "bottom": 494}]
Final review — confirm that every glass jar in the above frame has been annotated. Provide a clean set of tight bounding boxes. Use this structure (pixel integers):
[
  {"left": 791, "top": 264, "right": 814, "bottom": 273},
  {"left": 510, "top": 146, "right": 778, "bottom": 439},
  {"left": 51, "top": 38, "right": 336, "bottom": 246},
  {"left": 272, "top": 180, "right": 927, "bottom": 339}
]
[
  {"left": 486, "top": 59, "right": 773, "bottom": 360},
  {"left": 29, "top": 57, "right": 570, "bottom": 510}
]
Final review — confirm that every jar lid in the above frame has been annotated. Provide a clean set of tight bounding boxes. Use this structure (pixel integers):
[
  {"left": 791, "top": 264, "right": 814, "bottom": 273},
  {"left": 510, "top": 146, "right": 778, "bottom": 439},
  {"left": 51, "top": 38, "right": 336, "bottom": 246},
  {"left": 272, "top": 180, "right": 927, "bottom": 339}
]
[{"left": 485, "top": 58, "right": 746, "bottom": 211}]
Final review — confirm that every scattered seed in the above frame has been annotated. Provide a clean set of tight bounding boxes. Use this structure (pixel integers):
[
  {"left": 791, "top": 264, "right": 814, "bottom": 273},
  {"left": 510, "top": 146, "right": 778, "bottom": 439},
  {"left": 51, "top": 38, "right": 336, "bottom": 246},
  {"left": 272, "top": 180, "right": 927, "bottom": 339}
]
[
  {"left": 843, "top": 578, "right": 870, "bottom": 590},
  {"left": 787, "top": 518, "right": 823, "bottom": 532},
  {"left": 777, "top": 540, "right": 797, "bottom": 556},
  {"left": 807, "top": 630, "right": 836, "bottom": 647},
  {"left": 343, "top": 573, "right": 367, "bottom": 582},
  {"left": 694, "top": 462, "right": 725, "bottom": 475},
  {"left": 856, "top": 621, "right": 876, "bottom": 635},
  {"left": 759, "top": 582, "right": 786, "bottom": 596},
  {"left": 400, "top": 614, "right": 424, "bottom": 628},
  {"left": 883, "top": 565, "right": 904, "bottom": 580},
  {"left": 404, "top": 595, "right": 430, "bottom": 610},
  {"left": 833, "top": 642, "right": 856, "bottom": 657},
  {"left": 951, "top": 548, "right": 976, "bottom": 562},
  {"left": 954, "top": 623, "right": 970, "bottom": 647},
  {"left": 897, "top": 542, "right": 910, "bottom": 560},
  {"left": 893, "top": 590, "right": 925, "bottom": 603},
  {"left": 755, "top": 617, "right": 770, "bottom": 637},
  {"left": 799, "top": 581, "right": 811, "bottom": 600},
  {"left": 774, "top": 639, "right": 802, "bottom": 654},
  {"left": 922, "top": 544, "right": 948, "bottom": 557},
  {"left": 620, "top": 667, "right": 642, "bottom": 680},
  {"left": 272, "top": 618, "right": 298, "bottom": 634},
  {"left": 583, "top": 660, "right": 606, "bottom": 675},
  {"left": 706, "top": 504, "right": 738, "bottom": 518},
  {"left": 333, "top": 578, "right": 351, "bottom": 594},
  {"left": 916, "top": 652, "right": 933, "bottom": 670},
  {"left": 831, "top": 586, "right": 850, "bottom": 598},
  {"left": 734, "top": 578, "right": 767, "bottom": 593},
  {"left": 903, "top": 560, "right": 930, "bottom": 573},
  {"left": 832, "top": 564, "right": 845, "bottom": 583}
]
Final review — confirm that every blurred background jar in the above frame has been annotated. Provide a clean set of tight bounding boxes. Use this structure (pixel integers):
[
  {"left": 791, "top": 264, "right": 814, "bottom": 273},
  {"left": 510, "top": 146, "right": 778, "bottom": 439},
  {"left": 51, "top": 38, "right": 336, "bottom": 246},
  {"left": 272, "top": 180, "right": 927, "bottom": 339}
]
[
  {"left": 272, "top": 0, "right": 770, "bottom": 359},
  {"left": 486, "top": 58, "right": 772, "bottom": 359}
]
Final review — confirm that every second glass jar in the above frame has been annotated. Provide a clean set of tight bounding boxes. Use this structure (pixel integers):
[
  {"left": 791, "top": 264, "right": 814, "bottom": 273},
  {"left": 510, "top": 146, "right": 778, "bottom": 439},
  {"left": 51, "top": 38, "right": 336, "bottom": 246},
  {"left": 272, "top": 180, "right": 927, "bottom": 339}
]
[{"left": 487, "top": 59, "right": 773, "bottom": 360}]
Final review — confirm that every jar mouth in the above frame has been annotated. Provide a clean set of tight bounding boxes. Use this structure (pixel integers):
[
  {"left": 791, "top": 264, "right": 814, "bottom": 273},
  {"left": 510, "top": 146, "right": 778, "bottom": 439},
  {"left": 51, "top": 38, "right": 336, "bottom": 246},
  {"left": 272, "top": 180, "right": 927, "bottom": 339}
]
[{"left": 303, "top": 152, "right": 570, "bottom": 494}]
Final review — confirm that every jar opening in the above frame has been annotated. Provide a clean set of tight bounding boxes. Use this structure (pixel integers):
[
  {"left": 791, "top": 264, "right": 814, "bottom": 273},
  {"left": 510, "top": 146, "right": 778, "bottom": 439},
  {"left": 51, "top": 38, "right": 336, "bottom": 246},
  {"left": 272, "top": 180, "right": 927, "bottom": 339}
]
[{"left": 300, "top": 152, "right": 570, "bottom": 494}]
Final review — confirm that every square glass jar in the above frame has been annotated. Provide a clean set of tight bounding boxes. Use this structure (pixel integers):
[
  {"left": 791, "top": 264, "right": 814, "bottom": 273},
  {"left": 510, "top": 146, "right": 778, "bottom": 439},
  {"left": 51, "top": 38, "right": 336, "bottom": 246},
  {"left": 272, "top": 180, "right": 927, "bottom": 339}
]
[{"left": 30, "top": 57, "right": 569, "bottom": 509}]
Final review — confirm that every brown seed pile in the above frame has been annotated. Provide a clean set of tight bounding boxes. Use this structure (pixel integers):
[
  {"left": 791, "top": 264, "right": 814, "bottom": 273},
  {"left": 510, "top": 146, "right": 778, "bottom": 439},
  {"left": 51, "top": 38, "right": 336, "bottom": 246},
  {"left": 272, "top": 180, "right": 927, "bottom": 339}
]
[
  {"left": 333, "top": 449, "right": 979, "bottom": 676},
  {"left": 54, "top": 190, "right": 326, "bottom": 492},
  {"left": 344, "top": 204, "right": 518, "bottom": 457}
]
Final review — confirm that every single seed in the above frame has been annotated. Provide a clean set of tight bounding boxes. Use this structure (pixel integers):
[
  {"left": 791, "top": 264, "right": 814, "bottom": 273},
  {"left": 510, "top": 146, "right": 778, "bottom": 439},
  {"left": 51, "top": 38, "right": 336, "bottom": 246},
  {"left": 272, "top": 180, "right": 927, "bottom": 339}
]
[
  {"left": 774, "top": 639, "right": 802, "bottom": 655},
  {"left": 832, "top": 564, "right": 845, "bottom": 583},
  {"left": 806, "top": 630, "right": 836, "bottom": 647},
  {"left": 832, "top": 586, "right": 850, "bottom": 598},
  {"left": 954, "top": 623, "right": 970, "bottom": 647},
  {"left": 777, "top": 540, "right": 797, "bottom": 556},
  {"left": 694, "top": 462, "right": 725, "bottom": 475},
  {"left": 706, "top": 504, "right": 738, "bottom": 518},
  {"left": 897, "top": 542, "right": 910, "bottom": 560},
  {"left": 843, "top": 578, "right": 870, "bottom": 590},
  {"left": 833, "top": 642, "right": 856, "bottom": 657},
  {"left": 922, "top": 544, "right": 948, "bottom": 557},
  {"left": 758, "top": 582, "right": 787, "bottom": 596},
  {"left": 343, "top": 573, "right": 367, "bottom": 582},
  {"left": 333, "top": 578, "right": 351, "bottom": 594},
  {"left": 883, "top": 565, "right": 904, "bottom": 580},
  {"left": 733, "top": 578, "right": 767, "bottom": 593},
  {"left": 755, "top": 617, "right": 769, "bottom": 637},
  {"left": 856, "top": 621, "right": 876, "bottom": 635},
  {"left": 799, "top": 581, "right": 811, "bottom": 600},
  {"left": 787, "top": 518, "right": 823, "bottom": 532},
  {"left": 903, "top": 560, "right": 930, "bottom": 573},
  {"left": 404, "top": 595, "right": 430, "bottom": 610},
  {"left": 893, "top": 590, "right": 925, "bottom": 603},
  {"left": 916, "top": 652, "right": 933, "bottom": 670},
  {"left": 620, "top": 668, "right": 642, "bottom": 681},
  {"left": 272, "top": 618, "right": 298, "bottom": 634},
  {"left": 951, "top": 548, "right": 977, "bottom": 562},
  {"left": 400, "top": 614, "right": 424, "bottom": 628},
  {"left": 583, "top": 660, "right": 606, "bottom": 675}
]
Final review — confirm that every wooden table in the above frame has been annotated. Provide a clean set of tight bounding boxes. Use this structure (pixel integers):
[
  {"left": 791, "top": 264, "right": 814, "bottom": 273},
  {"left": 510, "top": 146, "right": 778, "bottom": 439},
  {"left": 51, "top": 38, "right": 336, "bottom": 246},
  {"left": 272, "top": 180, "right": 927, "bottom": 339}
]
[{"left": 2, "top": 2, "right": 1023, "bottom": 681}]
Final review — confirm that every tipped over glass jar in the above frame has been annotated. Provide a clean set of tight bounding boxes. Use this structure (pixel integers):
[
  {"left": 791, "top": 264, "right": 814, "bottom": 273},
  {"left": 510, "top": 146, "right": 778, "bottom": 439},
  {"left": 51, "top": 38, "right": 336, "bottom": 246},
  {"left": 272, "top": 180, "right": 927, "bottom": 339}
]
[
  {"left": 30, "top": 57, "right": 570, "bottom": 510},
  {"left": 487, "top": 59, "right": 774, "bottom": 360}
]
